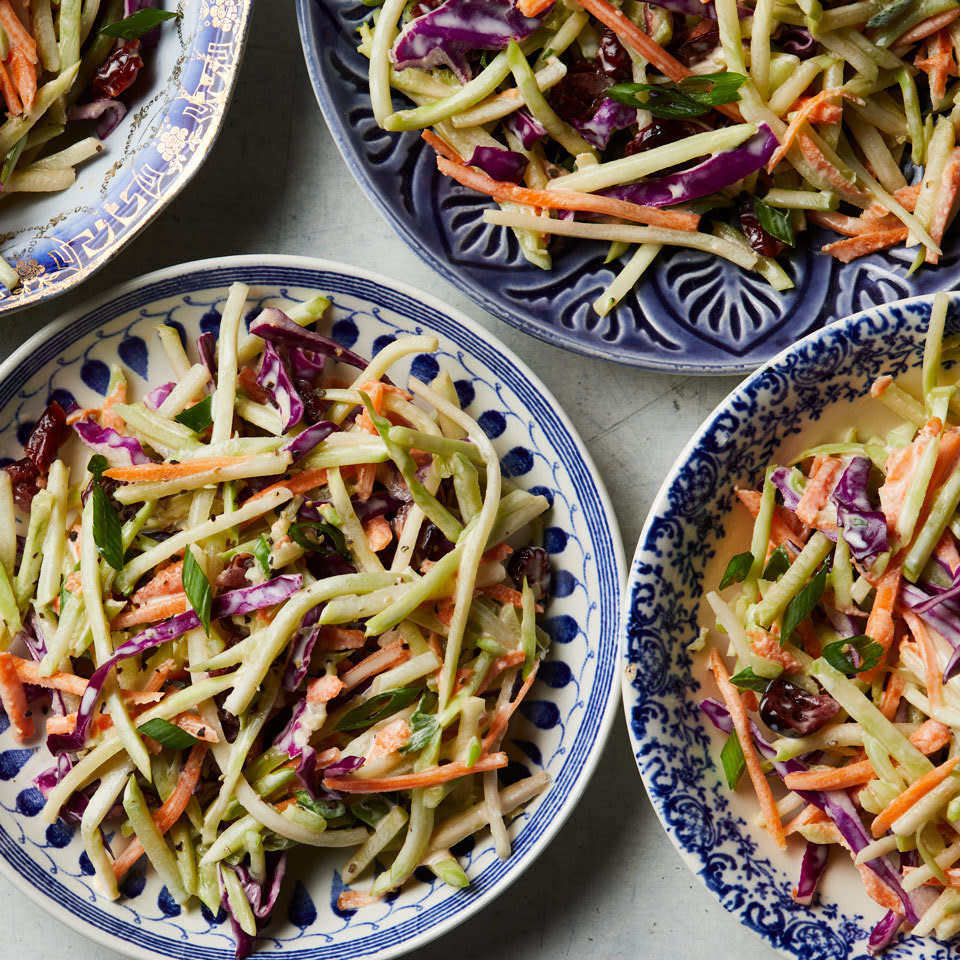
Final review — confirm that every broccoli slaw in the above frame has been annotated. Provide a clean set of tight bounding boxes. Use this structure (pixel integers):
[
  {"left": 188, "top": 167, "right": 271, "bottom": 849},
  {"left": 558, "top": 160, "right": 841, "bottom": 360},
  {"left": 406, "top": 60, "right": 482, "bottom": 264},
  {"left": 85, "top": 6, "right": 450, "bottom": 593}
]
[
  {"left": 362, "top": 0, "right": 960, "bottom": 317},
  {"left": 0, "top": 282, "right": 553, "bottom": 956},
  {"left": 701, "top": 291, "right": 960, "bottom": 951}
]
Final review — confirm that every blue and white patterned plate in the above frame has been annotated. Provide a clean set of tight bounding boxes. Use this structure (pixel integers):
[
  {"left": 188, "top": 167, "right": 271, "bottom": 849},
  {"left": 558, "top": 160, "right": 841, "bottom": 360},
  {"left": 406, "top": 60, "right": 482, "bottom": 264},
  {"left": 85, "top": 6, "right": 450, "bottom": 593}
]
[
  {"left": 0, "top": 2, "right": 251, "bottom": 316},
  {"left": 621, "top": 293, "right": 960, "bottom": 958},
  {"left": 0, "top": 255, "right": 624, "bottom": 960},
  {"left": 295, "top": 0, "right": 960, "bottom": 373}
]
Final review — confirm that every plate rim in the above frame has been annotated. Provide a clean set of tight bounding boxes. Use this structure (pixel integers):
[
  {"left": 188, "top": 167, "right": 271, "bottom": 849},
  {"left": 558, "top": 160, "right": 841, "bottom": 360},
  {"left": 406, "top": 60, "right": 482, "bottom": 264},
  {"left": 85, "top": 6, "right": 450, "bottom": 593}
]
[
  {"left": 0, "top": 252, "right": 626, "bottom": 960},
  {"left": 0, "top": 1, "right": 254, "bottom": 319},
  {"left": 618, "top": 288, "right": 949, "bottom": 957}
]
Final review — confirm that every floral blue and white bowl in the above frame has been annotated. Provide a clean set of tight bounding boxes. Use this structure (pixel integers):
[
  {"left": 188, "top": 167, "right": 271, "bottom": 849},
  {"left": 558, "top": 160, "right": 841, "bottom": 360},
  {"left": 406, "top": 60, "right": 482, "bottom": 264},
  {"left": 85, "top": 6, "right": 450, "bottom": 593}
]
[
  {"left": 0, "top": 255, "right": 623, "bottom": 960},
  {"left": 0, "top": 2, "right": 251, "bottom": 316},
  {"left": 296, "top": 0, "right": 960, "bottom": 374},
  {"left": 622, "top": 294, "right": 955, "bottom": 959}
]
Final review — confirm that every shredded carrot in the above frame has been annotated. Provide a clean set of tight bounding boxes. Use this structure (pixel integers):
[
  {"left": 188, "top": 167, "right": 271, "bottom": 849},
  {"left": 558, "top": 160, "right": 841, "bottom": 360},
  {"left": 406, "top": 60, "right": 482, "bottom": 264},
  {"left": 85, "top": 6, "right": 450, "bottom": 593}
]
[
  {"left": 478, "top": 649, "right": 527, "bottom": 694},
  {"left": 871, "top": 753, "right": 960, "bottom": 838},
  {"left": 0, "top": 652, "right": 34, "bottom": 741},
  {"left": 0, "top": 2, "right": 37, "bottom": 65},
  {"left": 795, "top": 456, "right": 844, "bottom": 525},
  {"left": 926, "top": 147, "right": 960, "bottom": 264},
  {"left": 481, "top": 543, "right": 514, "bottom": 564},
  {"left": 809, "top": 210, "right": 901, "bottom": 237},
  {"left": 857, "top": 862, "right": 904, "bottom": 913},
  {"left": 798, "top": 132, "right": 867, "bottom": 199},
  {"left": 905, "top": 611, "right": 943, "bottom": 711},
  {"left": 864, "top": 184, "right": 921, "bottom": 218},
  {"left": 768, "top": 90, "right": 862, "bottom": 173},
  {"left": 113, "top": 594, "right": 189, "bottom": 629},
  {"left": 483, "top": 662, "right": 539, "bottom": 752},
  {"left": 782, "top": 719, "right": 951, "bottom": 791},
  {"left": 307, "top": 674, "right": 345, "bottom": 703},
  {"left": 436, "top": 155, "right": 701, "bottom": 231},
  {"left": 789, "top": 96, "right": 842, "bottom": 125},
  {"left": 421, "top": 129, "right": 463, "bottom": 164},
  {"left": 244, "top": 468, "right": 328, "bottom": 505},
  {"left": 784, "top": 803, "right": 828, "bottom": 836},
  {"left": 904, "top": 865, "right": 960, "bottom": 887},
  {"left": 364, "top": 515, "right": 393, "bottom": 553},
  {"left": 915, "top": 28, "right": 955, "bottom": 103},
  {"left": 113, "top": 743, "right": 209, "bottom": 879},
  {"left": 337, "top": 890, "right": 381, "bottom": 910},
  {"left": 315, "top": 626, "right": 367, "bottom": 652},
  {"left": 99, "top": 378, "right": 127, "bottom": 434},
  {"left": 324, "top": 751, "right": 508, "bottom": 793},
  {"left": 861, "top": 565, "right": 901, "bottom": 682},
  {"left": 821, "top": 228, "right": 908, "bottom": 263},
  {"left": 238, "top": 365, "right": 270, "bottom": 405},
  {"left": 747, "top": 629, "right": 802, "bottom": 672},
  {"left": 9, "top": 655, "right": 88, "bottom": 696},
  {"left": 0, "top": 57, "right": 21, "bottom": 115},
  {"left": 143, "top": 659, "right": 178, "bottom": 694},
  {"left": 104, "top": 456, "right": 256, "bottom": 483},
  {"left": 896, "top": 7, "right": 960, "bottom": 44},
  {"left": 8, "top": 46, "right": 34, "bottom": 113},
  {"left": 736, "top": 488, "right": 808, "bottom": 549},
  {"left": 45, "top": 713, "right": 114, "bottom": 736},
  {"left": 171, "top": 713, "right": 219, "bottom": 742},
  {"left": 709, "top": 649, "right": 786, "bottom": 849},
  {"left": 340, "top": 642, "right": 410, "bottom": 693},
  {"left": 368, "top": 718, "right": 412, "bottom": 759},
  {"left": 879, "top": 670, "right": 907, "bottom": 720}
]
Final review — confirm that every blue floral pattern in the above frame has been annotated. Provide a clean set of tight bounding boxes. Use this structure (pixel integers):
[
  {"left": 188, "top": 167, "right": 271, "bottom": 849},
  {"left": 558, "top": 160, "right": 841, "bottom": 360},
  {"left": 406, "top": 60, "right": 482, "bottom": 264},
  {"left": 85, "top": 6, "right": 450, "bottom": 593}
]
[
  {"left": 621, "top": 294, "right": 959, "bottom": 959},
  {"left": 0, "top": 3, "right": 251, "bottom": 315},
  {"left": 0, "top": 257, "right": 623, "bottom": 959}
]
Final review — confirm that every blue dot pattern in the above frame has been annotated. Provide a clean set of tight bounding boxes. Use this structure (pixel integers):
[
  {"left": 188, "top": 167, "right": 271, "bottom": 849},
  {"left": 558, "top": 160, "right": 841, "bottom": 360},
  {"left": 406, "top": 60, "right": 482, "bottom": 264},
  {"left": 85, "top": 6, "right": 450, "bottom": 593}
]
[
  {"left": 16, "top": 420, "right": 33, "bottom": 446},
  {"left": 0, "top": 748, "right": 33, "bottom": 780},
  {"left": 79, "top": 851, "right": 95, "bottom": 876},
  {"left": 518, "top": 700, "right": 560, "bottom": 730},
  {"left": 332, "top": 319, "right": 358, "bottom": 348},
  {"left": 454, "top": 379, "right": 475, "bottom": 408},
  {"left": 478, "top": 410, "right": 506, "bottom": 438},
  {"left": 529, "top": 484, "right": 554, "bottom": 507},
  {"left": 290, "top": 880, "right": 318, "bottom": 926},
  {"left": 118, "top": 336, "right": 149, "bottom": 380},
  {"left": 200, "top": 309, "right": 221, "bottom": 337},
  {"left": 120, "top": 866, "right": 147, "bottom": 898},
  {"left": 48, "top": 388, "right": 77, "bottom": 413},
  {"left": 0, "top": 709, "right": 9, "bottom": 735},
  {"left": 538, "top": 660, "right": 572, "bottom": 688},
  {"left": 410, "top": 354, "right": 439, "bottom": 383},
  {"left": 15, "top": 787, "right": 44, "bottom": 816},
  {"left": 372, "top": 334, "right": 395, "bottom": 355},
  {"left": 158, "top": 886, "right": 182, "bottom": 917},
  {"left": 500, "top": 761, "right": 532, "bottom": 786},
  {"left": 166, "top": 320, "right": 187, "bottom": 346},
  {"left": 552, "top": 570, "right": 576, "bottom": 598},
  {"left": 200, "top": 904, "right": 226, "bottom": 925},
  {"left": 544, "top": 527, "right": 568, "bottom": 553},
  {"left": 542, "top": 615, "right": 578, "bottom": 644},
  {"left": 45, "top": 820, "right": 73, "bottom": 848},
  {"left": 501, "top": 446, "right": 533, "bottom": 477},
  {"left": 80, "top": 359, "right": 110, "bottom": 395},
  {"left": 243, "top": 308, "right": 259, "bottom": 332}
]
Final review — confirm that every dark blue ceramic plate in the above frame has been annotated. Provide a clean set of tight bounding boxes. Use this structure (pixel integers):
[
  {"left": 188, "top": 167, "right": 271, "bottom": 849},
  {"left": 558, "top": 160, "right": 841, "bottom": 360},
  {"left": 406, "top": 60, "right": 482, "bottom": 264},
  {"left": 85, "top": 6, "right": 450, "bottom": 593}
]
[{"left": 295, "top": 0, "right": 960, "bottom": 373}]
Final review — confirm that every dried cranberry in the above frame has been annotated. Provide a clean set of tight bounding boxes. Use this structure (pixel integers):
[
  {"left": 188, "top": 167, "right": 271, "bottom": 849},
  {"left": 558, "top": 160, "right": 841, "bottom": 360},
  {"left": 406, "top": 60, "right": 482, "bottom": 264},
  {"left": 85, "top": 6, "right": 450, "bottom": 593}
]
[
  {"left": 299, "top": 383, "right": 327, "bottom": 425},
  {"left": 759, "top": 677, "right": 840, "bottom": 737},
  {"left": 5, "top": 456, "right": 38, "bottom": 512},
  {"left": 92, "top": 39, "right": 144, "bottom": 100},
  {"left": 413, "top": 521, "right": 454, "bottom": 567},
  {"left": 673, "top": 20, "right": 720, "bottom": 67},
  {"left": 215, "top": 554, "right": 255, "bottom": 590},
  {"left": 24, "top": 401, "right": 66, "bottom": 472},
  {"left": 508, "top": 546, "right": 552, "bottom": 600},
  {"left": 625, "top": 118, "right": 710, "bottom": 156},
  {"left": 550, "top": 62, "right": 614, "bottom": 125},
  {"left": 597, "top": 30, "right": 632, "bottom": 80},
  {"left": 738, "top": 195, "right": 786, "bottom": 257}
]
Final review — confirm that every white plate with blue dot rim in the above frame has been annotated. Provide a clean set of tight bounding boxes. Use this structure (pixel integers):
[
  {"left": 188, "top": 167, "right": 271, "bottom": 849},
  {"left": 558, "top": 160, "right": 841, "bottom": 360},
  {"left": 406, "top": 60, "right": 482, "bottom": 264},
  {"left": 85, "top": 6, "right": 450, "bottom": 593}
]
[
  {"left": 0, "top": 254, "right": 624, "bottom": 960},
  {"left": 621, "top": 292, "right": 960, "bottom": 959}
]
